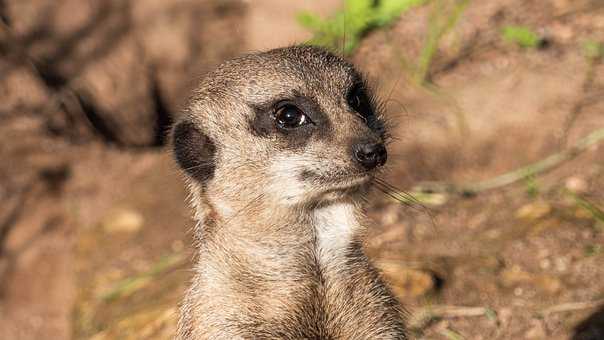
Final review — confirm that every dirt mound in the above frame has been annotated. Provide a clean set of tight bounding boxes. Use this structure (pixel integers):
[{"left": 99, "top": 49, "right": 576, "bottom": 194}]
[
  {"left": 2, "top": 0, "right": 244, "bottom": 146},
  {"left": 0, "top": 1, "right": 245, "bottom": 338}
]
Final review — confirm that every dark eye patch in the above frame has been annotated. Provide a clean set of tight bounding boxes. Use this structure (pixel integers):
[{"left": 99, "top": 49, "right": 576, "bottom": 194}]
[
  {"left": 347, "top": 83, "right": 374, "bottom": 120},
  {"left": 248, "top": 92, "right": 332, "bottom": 149},
  {"left": 347, "top": 82, "right": 385, "bottom": 136}
]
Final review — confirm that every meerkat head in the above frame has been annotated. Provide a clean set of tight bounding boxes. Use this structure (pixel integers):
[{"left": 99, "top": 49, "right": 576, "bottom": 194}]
[{"left": 172, "top": 46, "right": 388, "bottom": 214}]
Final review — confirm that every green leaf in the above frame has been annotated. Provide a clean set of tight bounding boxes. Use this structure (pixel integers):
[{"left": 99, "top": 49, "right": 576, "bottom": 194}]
[
  {"left": 583, "top": 40, "right": 604, "bottom": 60},
  {"left": 374, "top": 0, "right": 425, "bottom": 25},
  {"left": 440, "top": 329, "right": 466, "bottom": 340},
  {"left": 296, "top": 0, "right": 424, "bottom": 55},
  {"left": 502, "top": 25, "right": 542, "bottom": 48},
  {"left": 585, "top": 244, "right": 603, "bottom": 257},
  {"left": 345, "top": 0, "right": 373, "bottom": 16},
  {"left": 296, "top": 11, "right": 324, "bottom": 30},
  {"left": 486, "top": 308, "right": 497, "bottom": 320}
]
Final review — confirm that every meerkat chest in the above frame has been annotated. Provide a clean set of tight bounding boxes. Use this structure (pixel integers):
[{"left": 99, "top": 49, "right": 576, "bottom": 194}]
[{"left": 312, "top": 203, "right": 360, "bottom": 266}]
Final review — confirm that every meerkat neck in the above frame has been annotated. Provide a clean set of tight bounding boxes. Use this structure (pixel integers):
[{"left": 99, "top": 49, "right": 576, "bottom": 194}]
[
  {"left": 312, "top": 202, "right": 362, "bottom": 262},
  {"left": 195, "top": 199, "right": 364, "bottom": 273},
  {"left": 206, "top": 198, "right": 360, "bottom": 240}
]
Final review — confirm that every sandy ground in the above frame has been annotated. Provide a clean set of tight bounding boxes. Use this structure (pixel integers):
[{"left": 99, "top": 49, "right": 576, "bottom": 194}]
[{"left": 1, "top": 1, "right": 603, "bottom": 339}]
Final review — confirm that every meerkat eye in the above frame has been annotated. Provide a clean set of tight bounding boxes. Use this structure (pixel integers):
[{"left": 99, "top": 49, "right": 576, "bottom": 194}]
[
  {"left": 274, "top": 103, "right": 309, "bottom": 129},
  {"left": 347, "top": 84, "right": 373, "bottom": 120}
]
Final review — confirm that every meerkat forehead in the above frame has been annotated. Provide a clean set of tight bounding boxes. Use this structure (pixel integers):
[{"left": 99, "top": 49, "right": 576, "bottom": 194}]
[{"left": 205, "top": 46, "right": 360, "bottom": 100}]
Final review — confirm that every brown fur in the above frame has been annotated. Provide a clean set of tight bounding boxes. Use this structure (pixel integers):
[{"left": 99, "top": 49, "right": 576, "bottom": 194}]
[{"left": 172, "top": 46, "right": 407, "bottom": 339}]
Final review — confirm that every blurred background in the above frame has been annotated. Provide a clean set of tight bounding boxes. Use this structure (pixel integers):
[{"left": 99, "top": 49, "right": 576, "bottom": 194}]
[{"left": 0, "top": 0, "right": 603, "bottom": 339}]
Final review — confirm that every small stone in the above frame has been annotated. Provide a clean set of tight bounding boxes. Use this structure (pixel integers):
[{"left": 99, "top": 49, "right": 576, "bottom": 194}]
[
  {"left": 554, "top": 257, "right": 569, "bottom": 272},
  {"left": 171, "top": 240, "right": 184, "bottom": 252},
  {"left": 574, "top": 207, "right": 593, "bottom": 220},
  {"left": 537, "top": 248, "right": 550, "bottom": 259},
  {"left": 565, "top": 176, "right": 588, "bottom": 194},
  {"left": 379, "top": 263, "right": 436, "bottom": 298},
  {"left": 380, "top": 205, "right": 400, "bottom": 225},
  {"left": 534, "top": 275, "right": 562, "bottom": 294},
  {"left": 525, "top": 319, "right": 546, "bottom": 339},
  {"left": 479, "top": 256, "right": 502, "bottom": 272},
  {"left": 487, "top": 229, "right": 501, "bottom": 239},
  {"left": 500, "top": 266, "right": 532, "bottom": 287},
  {"left": 432, "top": 319, "right": 450, "bottom": 332},
  {"left": 497, "top": 308, "right": 512, "bottom": 327},
  {"left": 101, "top": 208, "right": 144, "bottom": 234},
  {"left": 515, "top": 201, "right": 552, "bottom": 220}
]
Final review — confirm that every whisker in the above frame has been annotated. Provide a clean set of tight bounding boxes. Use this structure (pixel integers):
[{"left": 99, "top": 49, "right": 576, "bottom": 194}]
[
  {"left": 373, "top": 181, "right": 422, "bottom": 212},
  {"left": 373, "top": 178, "right": 436, "bottom": 226},
  {"left": 375, "top": 178, "right": 424, "bottom": 208}
]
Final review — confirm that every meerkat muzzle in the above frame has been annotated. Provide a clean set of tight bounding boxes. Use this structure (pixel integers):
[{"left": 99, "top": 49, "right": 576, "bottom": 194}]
[{"left": 353, "top": 142, "right": 387, "bottom": 170}]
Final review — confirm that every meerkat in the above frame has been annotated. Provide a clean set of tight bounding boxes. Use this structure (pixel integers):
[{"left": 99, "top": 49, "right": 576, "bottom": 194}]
[{"left": 171, "top": 45, "right": 407, "bottom": 339}]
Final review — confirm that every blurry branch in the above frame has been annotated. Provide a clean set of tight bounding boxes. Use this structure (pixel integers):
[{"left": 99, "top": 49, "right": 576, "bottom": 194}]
[
  {"left": 439, "top": 329, "right": 466, "bottom": 340},
  {"left": 416, "top": 305, "right": 494, "bottom": 318},
  {"left": 99, "top": 253, "right": 186, "bottom": 302},
  {"left": 571, "top": 194, "right": 604, "bottom": 224},
  {"left": 410, "top": 300, "right": 604, "bottom": 332},
  {"left": 410, "top": 127, "right": 604, "bottom": 197},
  {"left": 462, "top": 128, "right": 604, "bottom": 194},
  {"left": 559, "top": 41, "right": 603, "bottom": 147},
  {"left": 540, "top": 299, "right": 604, "bottom": 316},
  {"left": 409, "top": 305, "right": 496, "bottom": 331}
]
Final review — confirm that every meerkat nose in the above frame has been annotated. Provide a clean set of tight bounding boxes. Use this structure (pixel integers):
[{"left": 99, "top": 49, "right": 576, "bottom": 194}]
[{"left": 353, "top": 142, "right": 387, "bottom": 170}]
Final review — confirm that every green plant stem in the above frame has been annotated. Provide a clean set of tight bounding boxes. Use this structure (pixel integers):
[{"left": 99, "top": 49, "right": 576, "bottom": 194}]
[
  {"left": 463, "top": 128, "right": 604, "bottom": 194},
  {"left": 410, "top": 128, "right": 604, "bottom": 196},
  {"left": 572, "top": 195, "right": 604, "bottom": 223},
  {"left": 415, "top": 0, "right": 470, "bottom": 84},
  {"left": 100, "top": 253, "right": 185, "bottom": 301}
]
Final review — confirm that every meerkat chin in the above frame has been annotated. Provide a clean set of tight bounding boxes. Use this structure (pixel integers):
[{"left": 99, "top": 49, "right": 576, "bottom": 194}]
[{"left": 171, "top": 45, "right": 406, "bottom": 339}]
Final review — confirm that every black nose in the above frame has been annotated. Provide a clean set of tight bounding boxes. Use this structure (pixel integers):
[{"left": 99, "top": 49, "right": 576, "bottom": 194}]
[{"left": 353, "top": 142, "right": 387, "bottom": 170}]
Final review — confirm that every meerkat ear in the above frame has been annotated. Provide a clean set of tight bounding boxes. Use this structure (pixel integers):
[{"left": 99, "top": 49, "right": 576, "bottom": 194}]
[{"left": 171, "top": 120, "right": 216, "bottom": 183}]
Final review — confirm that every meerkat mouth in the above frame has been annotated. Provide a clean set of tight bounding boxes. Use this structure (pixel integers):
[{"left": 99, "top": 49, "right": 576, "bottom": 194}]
[
  {"left": 301, "top": 170, "right": 372, "bottom": 191},
  {"left": 333, "top": 173, "right": 371, "bottom": 188},
  {"left": 309, "top": 175, "right": 370, "bottom": 205}
]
